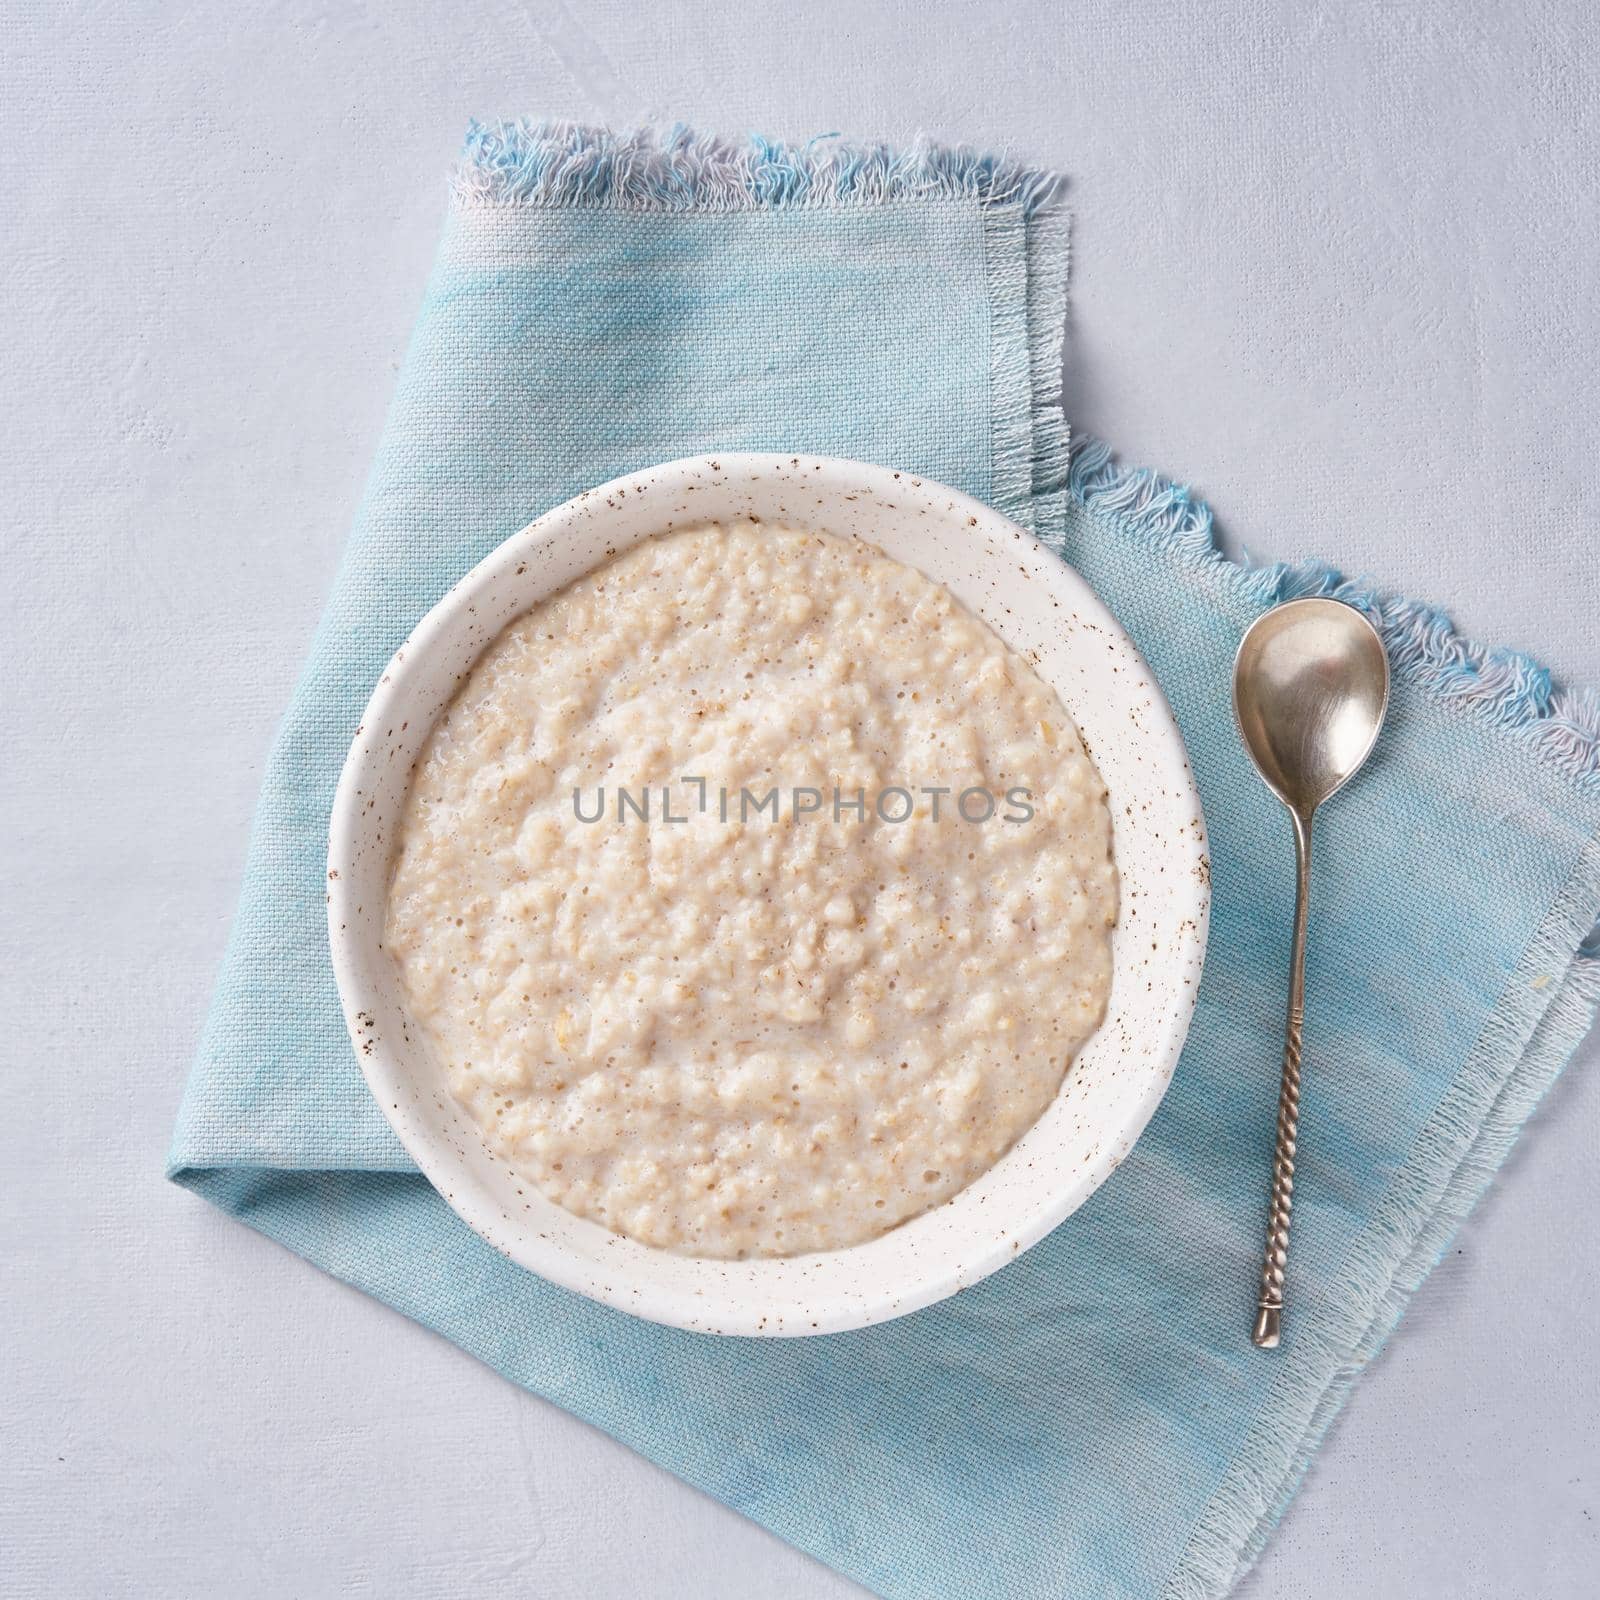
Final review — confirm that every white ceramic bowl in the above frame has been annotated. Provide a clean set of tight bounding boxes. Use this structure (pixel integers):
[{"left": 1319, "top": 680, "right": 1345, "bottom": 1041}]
[{"left": 328, "top": 454, "right": 1208, "bottom": 1336}]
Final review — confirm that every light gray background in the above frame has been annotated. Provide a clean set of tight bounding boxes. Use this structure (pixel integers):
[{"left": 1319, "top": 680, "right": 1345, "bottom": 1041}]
[{"left": 5, "top": 2, "right": 1598, "bottom": 1596}]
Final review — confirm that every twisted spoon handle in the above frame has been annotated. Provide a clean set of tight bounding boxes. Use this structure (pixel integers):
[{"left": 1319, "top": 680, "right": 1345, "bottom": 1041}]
[{"left": 1254, "top": 808, "right": 1312, "bottom": 1349}]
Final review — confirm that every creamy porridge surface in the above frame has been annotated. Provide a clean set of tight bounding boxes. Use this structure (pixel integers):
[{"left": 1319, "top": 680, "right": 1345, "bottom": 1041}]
[{"left": 386, "top": 523, "right": 1117, "bottom": 1259}]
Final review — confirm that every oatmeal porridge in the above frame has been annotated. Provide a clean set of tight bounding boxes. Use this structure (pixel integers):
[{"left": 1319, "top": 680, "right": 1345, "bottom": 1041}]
[{"left": 385, "top": 524, "right": 1117, "bottom": 1258}]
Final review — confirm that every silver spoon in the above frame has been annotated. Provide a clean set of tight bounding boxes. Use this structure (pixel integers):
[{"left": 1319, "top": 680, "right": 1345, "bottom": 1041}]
[{"left": 1233, "top": 597, "right": 1390, "bottom": 1349}]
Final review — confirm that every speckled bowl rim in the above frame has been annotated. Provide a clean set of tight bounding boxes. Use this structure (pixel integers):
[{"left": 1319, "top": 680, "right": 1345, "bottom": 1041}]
[{"left": 328, "top": 454, "right": 1209, "bottom": 1336}]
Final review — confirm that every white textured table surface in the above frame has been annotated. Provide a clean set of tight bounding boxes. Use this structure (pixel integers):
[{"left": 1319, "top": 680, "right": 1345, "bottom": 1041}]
[{"left": 5, "top": 3, "right": 1598, "bottom": 1596}]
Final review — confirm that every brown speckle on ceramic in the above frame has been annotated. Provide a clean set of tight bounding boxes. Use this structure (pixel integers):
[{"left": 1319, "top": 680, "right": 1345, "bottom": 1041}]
[{"left": 326, "top": 454, "right": 1209, "bottom": 1338}]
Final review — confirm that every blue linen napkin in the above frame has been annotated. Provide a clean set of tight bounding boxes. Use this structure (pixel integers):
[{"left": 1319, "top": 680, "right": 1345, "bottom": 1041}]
[{"left": 170, "top": 121, "right": 1600, "bottom": 1599}]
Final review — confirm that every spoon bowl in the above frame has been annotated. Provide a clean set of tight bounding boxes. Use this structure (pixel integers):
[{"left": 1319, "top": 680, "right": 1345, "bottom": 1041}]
[{"left": 1234, "top": 598, "right": 1390, "bottom": 819}]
